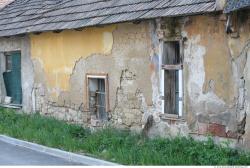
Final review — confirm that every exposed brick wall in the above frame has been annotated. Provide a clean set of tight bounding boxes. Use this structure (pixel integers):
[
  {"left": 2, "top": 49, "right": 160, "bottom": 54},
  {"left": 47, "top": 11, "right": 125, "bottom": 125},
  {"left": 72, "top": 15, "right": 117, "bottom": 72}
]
[{"left": 198, "top": 122, "right": 238, "bottom": 139}]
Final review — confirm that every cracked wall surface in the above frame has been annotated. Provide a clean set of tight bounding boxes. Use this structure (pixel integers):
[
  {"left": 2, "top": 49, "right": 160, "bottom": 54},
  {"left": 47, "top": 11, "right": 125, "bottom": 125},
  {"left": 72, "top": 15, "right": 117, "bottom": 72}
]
[
  {"left": 182, "top": 15, "right": 237, "bottom": 134},
  {"left": 227, "top": 12, "right": 250, "bottom": 148},
  {"left": 31, "top": 22, "right": 152, "bottom": 129},
  {"left": 182, "top": 13, "right": 250, "bottom": 148}
]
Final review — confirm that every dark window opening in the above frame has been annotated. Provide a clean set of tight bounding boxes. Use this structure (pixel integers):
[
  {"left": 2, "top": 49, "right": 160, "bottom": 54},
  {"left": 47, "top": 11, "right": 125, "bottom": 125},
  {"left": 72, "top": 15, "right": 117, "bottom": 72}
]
[
  {"left": 226, "top": 12, "right": 239, "bottom": 38},
  {"left": 88, "top": 76, "right": 108, "bottom": 121},
  {"left": 163, "top": 41, "right": 181, "bottom": 65},
  {"left": 162, "top": 41, "right": 183, "bottom": 116}
]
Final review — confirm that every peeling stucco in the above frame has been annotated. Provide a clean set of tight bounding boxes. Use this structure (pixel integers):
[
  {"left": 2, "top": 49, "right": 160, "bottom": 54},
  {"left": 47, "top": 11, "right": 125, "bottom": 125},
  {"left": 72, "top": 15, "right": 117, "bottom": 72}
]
[
  {"left": 30, "top": 26, "right": 116, "bottom": 99},
  {"left": 184, "top": 16, "right": 235, "bottom": 105},
  {"left": 31, "top": 22, "right": 152, "bottom": 130}
]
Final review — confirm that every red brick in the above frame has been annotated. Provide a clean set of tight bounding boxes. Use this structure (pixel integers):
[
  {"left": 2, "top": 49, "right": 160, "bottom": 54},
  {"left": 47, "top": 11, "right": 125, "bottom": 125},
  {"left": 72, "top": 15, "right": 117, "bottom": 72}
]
[
  {"left": 208, "top": 123, "right": 227, "bottom": 137},
  {"left": 197, "top": 122, "right": 238, "bottom": 139}
]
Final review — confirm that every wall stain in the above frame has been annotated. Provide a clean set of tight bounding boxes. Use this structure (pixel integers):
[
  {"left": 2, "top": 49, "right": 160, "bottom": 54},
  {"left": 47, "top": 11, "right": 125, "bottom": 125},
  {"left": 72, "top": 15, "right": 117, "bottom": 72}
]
[
  {"left": 185, "top": 15, "right": 234, "bottom": 104},
  {"left": 30, "top": 25, "right": 116, "bottom": 99}
]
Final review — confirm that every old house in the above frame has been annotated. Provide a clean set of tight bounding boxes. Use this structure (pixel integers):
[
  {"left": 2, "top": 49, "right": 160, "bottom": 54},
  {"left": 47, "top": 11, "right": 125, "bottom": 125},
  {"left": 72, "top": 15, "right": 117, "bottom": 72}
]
[{"left": 0, "top": 0, "right": 250, "bottom": 148}]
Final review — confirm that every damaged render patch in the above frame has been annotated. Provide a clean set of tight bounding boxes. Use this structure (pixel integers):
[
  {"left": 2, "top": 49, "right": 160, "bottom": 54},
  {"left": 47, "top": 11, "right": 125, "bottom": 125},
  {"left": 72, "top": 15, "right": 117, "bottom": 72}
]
[
  {"left": 231, "top": 39, "right": 250, "bottom": 144},
  {"left": 184, "top": 34, "right": 228, "bottom": 127},
  {"left": 30, "top": 26, "right": 116, "bottom": 99},
  {"left": 32, "top": 22, "right": 153, "bottom": 130},
  {"left": 112, "top": 69, "right": 148, "bottom": 131}
]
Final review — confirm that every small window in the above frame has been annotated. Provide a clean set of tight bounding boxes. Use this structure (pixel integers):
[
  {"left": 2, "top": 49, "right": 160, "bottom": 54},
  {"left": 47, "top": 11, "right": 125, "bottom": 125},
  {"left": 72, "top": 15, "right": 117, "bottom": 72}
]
[
  {"left": 87, "top": 74, "right": 109, "bottom": 121},
  {"left": 226, "top": 12, "right": 239, "bottom": 38},
  {"left": 5, "top": 53, "right": 12, "bottom": 71},
  {"left": 162, "top": 41, "right": 183, "bottom": 116}
]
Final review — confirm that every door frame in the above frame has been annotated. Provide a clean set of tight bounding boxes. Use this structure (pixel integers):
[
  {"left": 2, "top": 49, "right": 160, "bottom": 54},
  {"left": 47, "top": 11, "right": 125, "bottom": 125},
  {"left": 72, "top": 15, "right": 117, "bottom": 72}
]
[{"left": 3, "top": 50, "right": 22, "bottom": 105}]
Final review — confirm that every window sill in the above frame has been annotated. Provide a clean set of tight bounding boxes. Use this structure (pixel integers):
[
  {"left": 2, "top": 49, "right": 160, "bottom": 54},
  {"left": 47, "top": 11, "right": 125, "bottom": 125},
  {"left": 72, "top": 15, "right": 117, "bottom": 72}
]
[
  {"left": 160, "top": 114, "right": 185, "bottom": 122},
  {"left": 0, "top": 104, "right": 22, "bottom": 109}
]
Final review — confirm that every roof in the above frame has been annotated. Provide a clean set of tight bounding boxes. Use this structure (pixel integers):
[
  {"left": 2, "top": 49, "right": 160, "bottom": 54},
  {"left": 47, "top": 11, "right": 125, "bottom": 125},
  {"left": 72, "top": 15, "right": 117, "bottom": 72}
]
[
  {"left": 0, "top": 0, "right": 13, "bottom": 9},
  {"left": 0, "top": 0, "right": 216, "bottom": 37},
  {"left": 224, "top": 0, "right": 250, "bottom": 13}
]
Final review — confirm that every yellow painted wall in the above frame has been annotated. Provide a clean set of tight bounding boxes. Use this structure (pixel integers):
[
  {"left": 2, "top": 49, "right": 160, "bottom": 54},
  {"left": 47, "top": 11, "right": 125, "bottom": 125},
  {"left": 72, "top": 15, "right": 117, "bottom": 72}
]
[
  {"left": 30, "top": 25, "right": 116, "bottom": 97},
  {"left": 185, "top": 16, "right": 234, "bottom": 104}
]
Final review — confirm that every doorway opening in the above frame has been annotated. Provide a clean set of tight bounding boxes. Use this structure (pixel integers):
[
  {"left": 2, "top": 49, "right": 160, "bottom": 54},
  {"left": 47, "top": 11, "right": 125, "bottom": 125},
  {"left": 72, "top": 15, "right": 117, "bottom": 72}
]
[{"left": 2, "top": 51, "right": 22, "bottom": 105}]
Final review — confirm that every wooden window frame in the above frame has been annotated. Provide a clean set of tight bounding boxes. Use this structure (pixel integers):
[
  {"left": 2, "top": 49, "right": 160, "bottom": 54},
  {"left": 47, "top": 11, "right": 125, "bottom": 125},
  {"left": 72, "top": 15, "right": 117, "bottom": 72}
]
[
  {"left": 161, "top": 39, "right": 184, "bottom": 117},
  {"left": 86, "top": 73, "right": 110, "bottom": 115}
]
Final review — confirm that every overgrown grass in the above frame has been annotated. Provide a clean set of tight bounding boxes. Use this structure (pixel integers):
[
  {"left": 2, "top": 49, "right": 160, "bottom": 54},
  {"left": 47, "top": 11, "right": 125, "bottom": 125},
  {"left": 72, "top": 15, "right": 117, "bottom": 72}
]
[{"left": 0, "top": 108, "right": 250, "bottom": 165}]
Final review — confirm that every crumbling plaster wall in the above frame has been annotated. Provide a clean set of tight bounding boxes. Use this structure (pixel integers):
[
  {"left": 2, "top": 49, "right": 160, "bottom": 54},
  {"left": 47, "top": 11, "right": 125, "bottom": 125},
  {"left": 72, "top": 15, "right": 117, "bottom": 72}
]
[
  {"left": 181, "top": 13, "right": 250, "bottom": 147},
  {"left": 226, "top": 11, "right": 250, "bottom": 148},
  {"left": 0, "top": 36, "right": 34, "bottom": 112},
  {"left": 182, "top": 15, "right": 237, "bottom": 133},
  {"left": 144, "top": 15, "right": 234, "bottom": 139},
  {"left": 146, "top": 13, "right": 250, "bottom": 145},
  {"left": 31, "top": 22, "right": 153, "bottom": 128}
]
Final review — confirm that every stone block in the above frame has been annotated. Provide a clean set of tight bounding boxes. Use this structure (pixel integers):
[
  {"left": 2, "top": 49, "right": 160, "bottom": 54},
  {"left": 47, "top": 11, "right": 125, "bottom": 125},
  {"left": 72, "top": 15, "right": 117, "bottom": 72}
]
[
  {"left": 91, "top": 119, "right": 101, "bottom": 127},
  {"left": 226, "top": 130, "right": 238, "bottom": 139},
  {"left": 198, "top": 122, "right": 209, "bottom": 135}
]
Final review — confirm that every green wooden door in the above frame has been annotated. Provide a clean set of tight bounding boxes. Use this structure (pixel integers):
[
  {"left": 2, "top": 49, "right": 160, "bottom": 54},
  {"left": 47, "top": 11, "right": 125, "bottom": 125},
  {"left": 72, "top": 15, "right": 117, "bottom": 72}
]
[{"left": 3, "top": 52, "right": 22, "bottom": 105}]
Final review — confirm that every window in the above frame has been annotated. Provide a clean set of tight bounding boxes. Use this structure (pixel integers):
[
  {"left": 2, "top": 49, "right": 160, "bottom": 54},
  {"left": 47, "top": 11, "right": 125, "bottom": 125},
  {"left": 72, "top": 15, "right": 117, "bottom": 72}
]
[
  {"left": 162, "top": 41, "right": 183, "bottom": 116},
  {"left": 87, "top": 74, "right": 109, "bottom": 121},
  {"left": 5, "top": 53, "right": 12, "bottom": 71},
  {"left": 226, "top": 12, "right": 239, "bottom": 38}
]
